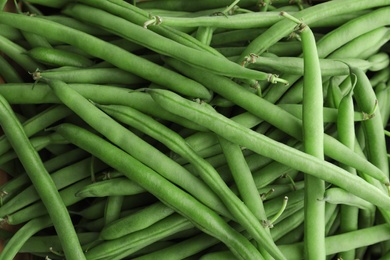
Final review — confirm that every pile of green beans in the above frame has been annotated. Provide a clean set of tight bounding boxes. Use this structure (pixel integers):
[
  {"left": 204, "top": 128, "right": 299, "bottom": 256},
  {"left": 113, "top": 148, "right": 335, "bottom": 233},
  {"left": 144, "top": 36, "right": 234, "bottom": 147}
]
[{"left": 0, "top": 0, "right": 389, "bottom": 259}]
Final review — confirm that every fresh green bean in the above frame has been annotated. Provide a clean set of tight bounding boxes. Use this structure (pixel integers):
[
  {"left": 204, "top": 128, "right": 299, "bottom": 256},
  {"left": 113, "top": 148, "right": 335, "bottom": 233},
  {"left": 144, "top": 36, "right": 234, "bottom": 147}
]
[
  {"left": 163, "top": 57, "right": 389, "bottom": 184},
  {"left": 62, "top": 3, "right": 285, "bottom": 84},
  {"left": 103, "top": 196, "right": 124, "bottom": 225},
  {"left": 282, "top": 13, "right": 325, "bottom": 259},
  {"left": 0, "top": 55, "right": 23, "bottom": 83},
  {"left": 95, "top": 102, "right": 283, "bottom": 259},
  {"left": 137, "top": 0, "right": 259, "bottom": 11},
  {"left": 0, "top": 93, "right": 85, "bottom": 258},
  {"left": 238, "top": 0, "right": 390, "bottom": 63},
  {"left": 0, "top": 12, "right": 212, "bottom": 100},
  {"left": 100, "top": 201, "right": 175, "bottom": 240},
  {"left": 36, "top": 67, "right": 147, "bottom": 85},
  {"left": 6, "top": 177, "right": 91, "bottom": 225},
  {"left": 55, "top": 123, "right": 266, "bottom": 259},
  {"left": 42, "top": 78, "right": 231, "bottom": 218},
  {"left": 27, "top": 47, "right": 95, "bottom": 68},
  {"left": 149, "top": 88, "right": 390, "bottom": 210},
  {"left": 0, "top": 215, "right": 52, "bottom": 260},
  {"left": 76, "top": 177, "right": 146, "bottom": 197}
]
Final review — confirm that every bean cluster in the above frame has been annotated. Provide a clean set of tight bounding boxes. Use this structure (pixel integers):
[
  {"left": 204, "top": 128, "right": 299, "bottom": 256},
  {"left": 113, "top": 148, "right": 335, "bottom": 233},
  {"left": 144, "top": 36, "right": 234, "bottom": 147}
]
[{"left": 0, "top": 0, "right": 389, "bottom": 259}]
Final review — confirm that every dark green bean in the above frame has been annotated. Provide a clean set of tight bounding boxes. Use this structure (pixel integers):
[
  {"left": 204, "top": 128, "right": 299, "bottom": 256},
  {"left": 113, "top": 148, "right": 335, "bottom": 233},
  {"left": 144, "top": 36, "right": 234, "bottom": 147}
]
[{"left": 76, "top": 177, "right": 146, "bottom": 197}]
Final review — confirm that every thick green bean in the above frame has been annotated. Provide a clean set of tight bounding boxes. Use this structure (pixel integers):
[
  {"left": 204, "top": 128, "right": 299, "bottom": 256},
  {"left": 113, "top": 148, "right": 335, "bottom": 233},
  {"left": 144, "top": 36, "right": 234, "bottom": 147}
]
[
  {"left": 62, "top": 3, "right": 284, "bottom": 83},
  {"left": 149, "top": 88, "right": 390, "bottom": 210},
  {"left": 43, "top": 78, "right": 231, "bottom": 219},
  {"left": 0, "top": 12, "right": 212, "bottom": 100},
  {"left": 103, "top": 196, "right": 124, "bottom": 225},
  {"left": 163, "top": 57, "right": 389, "bottom": 184},
  {"left": 55, "top": 123, "right": 266, "bottom": 260},
  {"left": 96, "top": 103, "right": 283, "bottom": 259},
  {"left": 238, "top": 0, "right": 390, "bottom": 63},
  {"left": 0, "top": 94, "right": 85, "bottom": 259}
]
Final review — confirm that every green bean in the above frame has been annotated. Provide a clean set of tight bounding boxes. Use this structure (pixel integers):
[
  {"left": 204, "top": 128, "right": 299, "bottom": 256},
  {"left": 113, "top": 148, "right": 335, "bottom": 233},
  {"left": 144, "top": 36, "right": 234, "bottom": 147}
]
[
  {"left": 328, "top": 27, "right": 390, "bottom": 59},
  {"left": 6, "top": 177, "right": 91, "bottom": 225},
  {"left": 376, "top": 83, "right": 390, "bottom": 125},
  {"left": 36, "top": 67, "right": 147, "bottom": 85},
  {"left": 55, "top": 123, "right": 266, "bottom": 260},
  {"left": 27, "top": 47, "right": 95, "bottom": 68},
  {"left": 370, "top": 67, "right": 390, "bottom": 87},
  {"left": 163, "top": 57, "right": 389, "bottom": 184},
  {"left": 322, "top": 188, "right": 375, "bottom": 213},
  {"left": 103, "top": 196, "right": 124, "bottom": 225},
  {"left": 0, "top": 215, "right": 52, "bottom": 260},
  {"left": 281, "top": 13, "right": 325, "bottom": 259},
  {"left": 0, "top": 34, "right": 44, "bottom": 72},
  {"left": 0, "top": 55, "right": 23, "bottom": 83},
  {"left": 0, "top": 148, "right": 88, "bottom": 204},
  {"left": 0, "top": 12, "right": 212, "bottom": 100},
  {"left": 367, "top": 52, "right": 390, "bottom": 72},
  {"left": 238, "top": 0, "right": 390, "bottom": 63},
  {"left": 0, "top": 133, "right": 64, "bottom": 166},
  {"left": 95, "top": 103, "right": 283, "bottom": 258},
  {"left": 0, "top": 157, "right": 106, "bottom": 219},
  {"left": 149, "top": 88, "right": 390, "bottom": 210},
  {"left": 0, "top": 91, "right": 85, "bottom": 259},
  {"left": 62, "top": 3, "right": 285, "bottom": 84},
  {"left": 279, "top": 224, "right": 390, "bottom": 259},
  {"left": 278, "top": 104, "right": 366, "bottom": 122},
  {"left": 76, "top": 177, "right": 146, "bottom": 197},
  {"left": 43, "top": 78, "right": 231, "bottom": 218},
  {"left": 19, "top": 232, "right": 99, "bottom": 254},
  {"left": 248, "top": 56, "right": 371, "bottom": 76},
  {"left": 137, "top": 0, "right": 259, "bottom": 11},
  {"left": 0, "top": 105, "right": 72, "bottom": 156},
  {"left": 100, "top": 201, "right": 175, "bottom": 240},
  {"left": 20, "top": 0, "right": 68, "bottom": 8}
]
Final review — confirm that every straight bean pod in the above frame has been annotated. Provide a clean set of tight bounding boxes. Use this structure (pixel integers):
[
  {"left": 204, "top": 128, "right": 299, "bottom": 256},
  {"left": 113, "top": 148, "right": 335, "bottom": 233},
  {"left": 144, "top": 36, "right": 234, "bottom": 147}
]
[
  {"left": 0, "top": 12, "right": 211, "bottom": 100},
  {"left": 0, "top": 94, "right": 85, "bottom": 259},
  {"left": 148, "top": 89, "right": 390, "bottom": 210},
  {"left": 55, "top": 123, "right": 266, "bottom": 260}
]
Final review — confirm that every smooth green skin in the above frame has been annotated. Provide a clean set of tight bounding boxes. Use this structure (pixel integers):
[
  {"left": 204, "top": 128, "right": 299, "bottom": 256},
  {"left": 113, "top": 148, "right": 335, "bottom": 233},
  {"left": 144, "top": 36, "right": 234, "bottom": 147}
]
[
  {"left": 104, "top": 196, "right": 124, "bottom": 225},
  {"left": 100, "top": 201, "right": 175, "bottom": 240},
  {"left": 137, "top": 0, "right": 259, "bottom": 11},
  {"left": 76, "top": 177, "right": 146, "bottom": 197},
  {"left": 38, "top": 67, "right": 147, "bottom": 85},
  {"left": 0, "top": 105, "right": 72, "bottom": 156},
  {"left": 149, "top": 88, "right": 390, "bottom": 210},
  {"left": 337, "top": 77, "right": 359, "bottom": 260},
  {"left": 62, "top": 3, "right": 273, "bottom": 82},
  {"left": 163, "top": 57, "right": 389, "bottom": 184},
  {"left": 0, "top": 55, "right": 23, "bottom": 83},
  {"left": 278, "top": 224, "right": 390, "bottom": 259},
  {"left": 0, "top": 12, "right": 211, "bottom": 100},
  {"left": 296, "top": 23, "right": 326, "bottom": 260},
  {"left": 238, "top": 0, "right": 390, "bottom": 63},
  {"left": 78, "top": 0, "right": 224, "bottom": 57},
  {"left": 217, "top": 136, "right": 267, "bottom": 222},
  {"left": 0, "top": 82, "right": 206, "bottom": 131},
  {"left": 27, "top": 47, "right": 94, "bottom": 68},
  {"left": 6, "top": 177, "right": 91, "bottom": 225},
  {"left": 87, "top": 214, "right": 194, "bottom": 260},
  {"left": 278, "top": 104, "right": 366, "bottom": 122},
  {"left": 248, "top": 56, "right": 372, "bottom": 76},
  {"left": 55, "top": 123, "right": 265, "bottom": 260},
  {"left": 0, "top": 94, "right": 85, "bottom": 259},
  {"left": 0, "top": 34, "right": 44, "bottom": 72},
  {"left": 19, "top": 233, "right": 99, "bottom": 253},
  {"left": 44, "top": 78, "right": 231, "bottom": 219},
  {"left": 0, "top": 215, "right": 53, "bottom": 260},
  {"left": 97, "top": 103, "right": 282, "bottom": 259},
  {"left": 0, "top": 157, "right": 105, "bottom": 217},
  {"left": 0, "top": 148, "right": 88, "bottom": 204}
]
